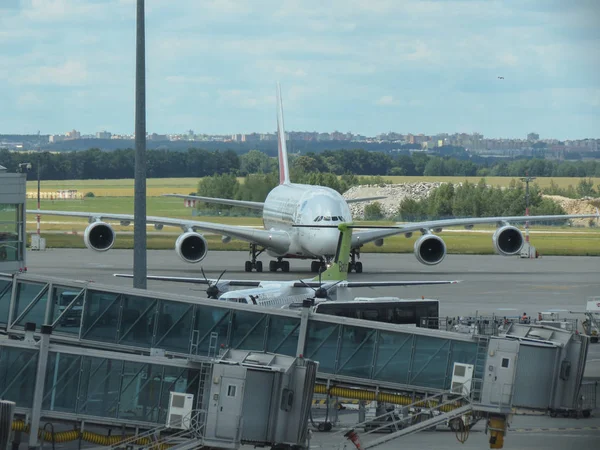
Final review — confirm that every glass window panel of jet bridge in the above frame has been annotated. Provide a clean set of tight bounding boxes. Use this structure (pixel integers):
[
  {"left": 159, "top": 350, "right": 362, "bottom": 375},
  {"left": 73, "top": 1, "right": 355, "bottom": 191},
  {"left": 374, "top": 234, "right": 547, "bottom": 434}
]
[
  {"left": 118, "top": 295, "right": 158, "bottom": 348},
  {"left": 51, "top": 286, "right": 85, "bottom": 336},
  {"left": 12, "top": 282, "right": 47, "bottom": 329},
  {"left": 265, "top": 315, "right": 301, "bottom": 356},
  {"left": 0, "top": 278, "right": 12, "bottom": 326},
  {"left": 372, "top": 331, "right": 413, "bottom": 385},
  {"left": 336, "top": 326, "right": 377, "bottom": 379},
  {"left": 42, "top": 352, "right": 81, "bottom": 413},
  {"left": 81, "top": 291, "right": 122, "bottom": 343},
  {"left": 0, "top": 347, "right": 38, "bottom": 408},
  {"left": 117, "top": 361, "right": 162, "bottom": 422},
  {"left": 230, "top": 310, "right": 268, "bottom": 351},
  {"left": 408, "top": 336, "right": 451, "bottom": 389},
  {"left": 305, "top": 321, "right": 341, "bottom": 374},
  {"left": 77, "top": 356, "right": 123, "bottom": 418},
  {"left": 153, "top": 301, "right": 194, "bottom": 354},
  {"left": 193, "top": 305, "right": 231, "bottom": 356}
]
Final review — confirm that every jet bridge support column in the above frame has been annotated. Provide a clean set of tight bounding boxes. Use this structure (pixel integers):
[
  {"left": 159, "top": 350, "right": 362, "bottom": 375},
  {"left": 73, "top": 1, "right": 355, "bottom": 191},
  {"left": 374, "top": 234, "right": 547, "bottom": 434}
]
[
  {"left": 27, "top": 324, "right": 52, "bottom": 450},
  {"left": 296, "top": 300, "right": 312, "bottom": 357}
]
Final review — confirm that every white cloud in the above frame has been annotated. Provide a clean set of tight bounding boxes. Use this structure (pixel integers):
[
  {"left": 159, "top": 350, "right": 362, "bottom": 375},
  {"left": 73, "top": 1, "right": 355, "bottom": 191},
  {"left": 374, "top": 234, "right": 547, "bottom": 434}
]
[
  {"left": 18, "top": 60, "right": 88, "bottom": 86},
  {"left": 375, "top": 96, "right": 397, "bottom": 106}
]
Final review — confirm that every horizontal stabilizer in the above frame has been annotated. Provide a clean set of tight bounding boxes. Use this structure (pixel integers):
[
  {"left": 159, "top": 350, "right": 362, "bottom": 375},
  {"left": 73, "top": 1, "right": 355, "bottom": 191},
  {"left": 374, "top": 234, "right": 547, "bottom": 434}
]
[
  {"left": 162, "top": 194, "right": 264, "bottom": 210},
  {"left": 346, "top": 196, "right": 387, "bottom": 204},
  {"left": 113, "top": 273, "right": 261, "bottom": 287}
]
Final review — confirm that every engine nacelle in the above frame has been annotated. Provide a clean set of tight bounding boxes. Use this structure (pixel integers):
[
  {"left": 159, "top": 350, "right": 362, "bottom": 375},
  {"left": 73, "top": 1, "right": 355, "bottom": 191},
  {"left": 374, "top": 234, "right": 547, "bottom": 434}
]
[
  {"left": 493, "top": 225, "right": 524, "bottom": 256},
  {"left": 414, "top": 234, "right": 447, "bottom": 265},
  {"left": 84, "top": 222, "right": 115, "bottom": 252},
  {"left": 175, "top": 232, "right": 208, "bottom": 263}
]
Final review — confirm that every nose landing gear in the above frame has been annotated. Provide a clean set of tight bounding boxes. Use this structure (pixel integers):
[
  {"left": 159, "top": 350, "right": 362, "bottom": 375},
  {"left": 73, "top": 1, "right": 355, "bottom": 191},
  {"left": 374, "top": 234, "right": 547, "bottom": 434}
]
[{"left": 348, "top": 249, "right": 363, "bottom": 273}]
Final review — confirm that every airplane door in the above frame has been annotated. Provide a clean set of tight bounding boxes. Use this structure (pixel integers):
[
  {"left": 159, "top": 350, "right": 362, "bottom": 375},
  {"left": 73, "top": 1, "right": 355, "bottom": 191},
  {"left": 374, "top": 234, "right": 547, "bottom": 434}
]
[
  {"left": 481, "top": 338, "right": 519, "bottom": 408},
  {"left": 215, "top": 372, "right": 246, "bottom": 440}
]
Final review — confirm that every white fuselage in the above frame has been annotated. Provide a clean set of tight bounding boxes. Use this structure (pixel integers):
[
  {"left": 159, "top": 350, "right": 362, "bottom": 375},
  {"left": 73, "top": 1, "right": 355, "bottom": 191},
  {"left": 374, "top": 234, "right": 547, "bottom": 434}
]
[
  {"left": 219, "top": 282, "right": 331, "bottom": 308},
  {"left": 262, "top": 183, "right": 352, "bottom": 258}
]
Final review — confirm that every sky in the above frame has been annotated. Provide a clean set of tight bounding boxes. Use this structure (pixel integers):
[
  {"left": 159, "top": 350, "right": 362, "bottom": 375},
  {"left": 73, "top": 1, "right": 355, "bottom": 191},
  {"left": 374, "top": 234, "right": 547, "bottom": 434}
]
[{"left": 0, "top": 0, "right": 598, "bottom": 139}]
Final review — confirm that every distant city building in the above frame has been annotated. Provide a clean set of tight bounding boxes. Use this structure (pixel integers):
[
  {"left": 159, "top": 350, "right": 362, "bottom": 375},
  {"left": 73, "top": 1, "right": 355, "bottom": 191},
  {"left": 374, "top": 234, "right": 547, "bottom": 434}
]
[
  {"left": 96, "top": 131, "right": 112, "bottom": 139},
  {"left": 49, "top": 135, "right": 65, "bottom": 143},
  {"left": 148, "top": 133, "right": 168, "bottom": 141},
  {"left": 527, "top": 132, "right": 540, "bottom": 141},
  {"left": 66, "top": 130, "right": 80, "bottom": 140}
]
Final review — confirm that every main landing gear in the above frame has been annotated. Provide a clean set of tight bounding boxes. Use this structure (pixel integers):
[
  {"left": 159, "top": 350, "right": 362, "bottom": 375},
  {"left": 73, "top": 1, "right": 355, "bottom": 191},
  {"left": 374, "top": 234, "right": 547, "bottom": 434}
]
[
  {"left": 348, "top": 249, "right": 363, "bottom": 273},
  {"left": 245, "top": 244, "right": 264, "bottom": 272},
  {"left": 269, "top": 258, "right": 290, "bottom": 273}
]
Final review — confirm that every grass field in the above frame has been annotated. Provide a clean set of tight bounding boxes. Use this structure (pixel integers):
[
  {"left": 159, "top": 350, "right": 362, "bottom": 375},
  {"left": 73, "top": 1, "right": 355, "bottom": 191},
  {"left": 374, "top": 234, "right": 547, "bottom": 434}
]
[
  {"left": 35, "top": 230, "right": 600, "bottom": 256},
  {"left": 26, "top": 176, "right": 600, "bottom": 197}
]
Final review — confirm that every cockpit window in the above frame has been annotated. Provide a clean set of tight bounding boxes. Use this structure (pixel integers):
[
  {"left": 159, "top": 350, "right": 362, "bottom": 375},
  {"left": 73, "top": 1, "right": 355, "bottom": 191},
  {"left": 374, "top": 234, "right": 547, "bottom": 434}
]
[
  {"left": 314, "top": 216, "right": 323, "bottom": 222},
  {"left": 323, "top": 216, "right": 331, "bottom": 221}
]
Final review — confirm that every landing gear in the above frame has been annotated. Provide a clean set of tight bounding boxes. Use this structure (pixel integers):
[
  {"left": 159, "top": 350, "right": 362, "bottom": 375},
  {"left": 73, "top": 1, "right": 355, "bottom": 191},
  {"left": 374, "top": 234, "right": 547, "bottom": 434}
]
[
  {"left": 348, "top": 249, "right": 363, "bottom": 273},
  {"left": 310, "top": 260, "right": 327, "bottom": 273},
  {"left": 245, "top": 244, "right": 264, "bottom": 272},
  {"left": 269, "top": 258, "right": 290, "bottom": 273}
]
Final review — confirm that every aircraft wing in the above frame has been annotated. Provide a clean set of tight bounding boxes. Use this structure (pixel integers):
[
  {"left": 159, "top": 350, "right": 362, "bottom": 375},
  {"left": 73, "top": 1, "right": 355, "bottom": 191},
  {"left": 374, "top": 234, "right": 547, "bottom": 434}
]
[
  {"left": 346, "top": 196, "right": 387, "bottom": 204},
  {"left": 293, "top": 280, "right": 461, "bottom": 288},
  {"left": 27, "top": 209, "right": 290, "bottom": 252},
  {"left": 351, "top": 212, "right": 600, "bottom": 247},
  {"left": 113, "top": 273, "right": 262, "bottom": 287},
  {"left": 162, "top": 194, "right": 264, "bottom": 210}
]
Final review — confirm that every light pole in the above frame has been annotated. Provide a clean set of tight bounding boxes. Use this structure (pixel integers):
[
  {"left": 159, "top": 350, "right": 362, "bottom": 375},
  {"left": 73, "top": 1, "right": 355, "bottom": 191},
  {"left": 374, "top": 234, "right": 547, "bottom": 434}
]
[
  {"left": 36, "top": 131, "right": 41, "bottom": 236},
  {"left": 519, "top": 173, "right": 536, "bottom": 244},
  {"left": 133, "top": 0, "right": 147, "bottom": 289}
]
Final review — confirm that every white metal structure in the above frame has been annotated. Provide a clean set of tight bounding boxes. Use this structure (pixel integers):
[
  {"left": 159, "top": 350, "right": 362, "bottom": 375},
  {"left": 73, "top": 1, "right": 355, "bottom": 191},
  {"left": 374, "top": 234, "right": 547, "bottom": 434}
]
[{"left": 166, "top": 392, "right": 195, "bottom": 430}]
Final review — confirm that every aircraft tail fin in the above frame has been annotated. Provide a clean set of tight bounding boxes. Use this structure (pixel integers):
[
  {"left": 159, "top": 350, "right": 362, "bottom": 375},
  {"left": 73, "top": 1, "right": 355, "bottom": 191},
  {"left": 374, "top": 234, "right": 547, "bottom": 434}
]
[
  {"left": 314, "top": 223, "right": 353, "bottom": 282},
  {"left": 276, "top": 82, "right": 291, "bottom": 185}
]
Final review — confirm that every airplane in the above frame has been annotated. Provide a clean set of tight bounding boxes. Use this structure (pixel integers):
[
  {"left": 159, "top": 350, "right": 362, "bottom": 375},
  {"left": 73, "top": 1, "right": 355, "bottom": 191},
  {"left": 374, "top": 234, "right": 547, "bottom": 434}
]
[
  {"left": 27, "top": 85, "right": 600, "bottom": 274},
  {"left": 113, "top": 222, "right": 461, "bottom": 308}
]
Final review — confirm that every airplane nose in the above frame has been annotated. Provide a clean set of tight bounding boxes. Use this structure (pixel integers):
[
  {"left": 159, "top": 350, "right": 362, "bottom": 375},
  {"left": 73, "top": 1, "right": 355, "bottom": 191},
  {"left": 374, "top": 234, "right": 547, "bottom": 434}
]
[{"left": 304, "top": 227, "right": 340, "bottom": 256}]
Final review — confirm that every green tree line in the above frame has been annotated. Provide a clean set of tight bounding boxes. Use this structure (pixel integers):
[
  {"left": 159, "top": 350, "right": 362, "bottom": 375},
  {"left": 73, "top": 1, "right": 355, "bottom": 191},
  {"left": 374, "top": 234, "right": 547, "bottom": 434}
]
[
  {"left": 2, "top": 146, "right": 600, "bottom": 181},
  {"left": 395, "top": 180, "right": 567, "bottom": 222}
]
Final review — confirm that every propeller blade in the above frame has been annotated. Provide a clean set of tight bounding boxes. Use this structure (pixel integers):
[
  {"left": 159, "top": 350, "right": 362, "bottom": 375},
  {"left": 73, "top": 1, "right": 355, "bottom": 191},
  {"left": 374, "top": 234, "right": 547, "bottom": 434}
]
[
  {"left": 215, "top": 269, "right": 226, "bottom": 285},
  {"left": 201, "top": 267, "right": 209, "bottom": 283},
  {"left": 297, "top": 279, "right": 317, "bottom": 293}
]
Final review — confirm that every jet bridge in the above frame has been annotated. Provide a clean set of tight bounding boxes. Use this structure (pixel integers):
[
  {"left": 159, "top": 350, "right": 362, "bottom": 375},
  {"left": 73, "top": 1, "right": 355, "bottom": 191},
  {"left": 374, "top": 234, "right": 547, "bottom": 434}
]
[{"left": 0, "top": 272, "right": 591, "bottom": 449}]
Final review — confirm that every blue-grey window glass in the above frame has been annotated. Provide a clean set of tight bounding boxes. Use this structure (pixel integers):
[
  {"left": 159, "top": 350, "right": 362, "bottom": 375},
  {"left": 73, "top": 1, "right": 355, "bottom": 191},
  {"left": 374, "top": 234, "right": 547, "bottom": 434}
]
[
  {"left": 42, "top": 352, "right": 81, "bottom": 413},
  {"left": 77, "top": 357, "right": 122, "bottom": 418},
  {"left": 337, "top": 326, "right": 377, "bottom": 379},
  {"left": 51, "top": 286, "right": 85, "bottom": 335},
  {"left": 409, "top": 336, "right": 450, "bottom": 389},
  {"left": 0, "top": 279, "right": 12, "bottom": 325},
  {"left": 265, "top": 315, "right": 300, "bottom": 356},
  {"left": 193, "top": 305, "right": 231, "bottom": 356},
  {"left": 305, "top": 321, "right": 341, "bottom": 374},
  {"left": 154, "top": 301, "right": 194, "bottom": 354},
  {"left": 373, "top": 331, "right": 413, "bottom": 384},
  {"left": 0, "top": 204, "right": 22, "bottom": 262},
  {"left": 118, "top": 294, "right": 157, "bottom": 348},
  {"left": 14, "top": 283, "right": 48, "bottom": 329},
  {"left": 13, "top": 282, "right": 47, "bottom": 328},
  {"left": 230, "top": 310, "right": 267, "bottom": 351},
  {"left": 81, "top": 291, "right": 121, "bottom": 343},
  {"left": 0, "top": 347, "right": 38, "bottom": 408}
]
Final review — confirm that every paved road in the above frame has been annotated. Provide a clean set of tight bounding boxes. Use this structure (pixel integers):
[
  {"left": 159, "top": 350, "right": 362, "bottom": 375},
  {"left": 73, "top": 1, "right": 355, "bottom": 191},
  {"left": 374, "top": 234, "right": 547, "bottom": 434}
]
[{"left": 18, "top": 249, "right": 600, "bottom": 449}]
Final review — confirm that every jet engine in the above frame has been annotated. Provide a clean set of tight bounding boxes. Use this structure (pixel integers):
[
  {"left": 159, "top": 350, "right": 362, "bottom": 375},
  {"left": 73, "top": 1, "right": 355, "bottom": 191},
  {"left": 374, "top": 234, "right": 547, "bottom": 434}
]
[
  {"left": 492, "top": 225, "right": 524, "bottom": 256},
  {"left": 414, "top": 234, "right": 447, "bottom": 265},
  {"left": 84, "top": 222, "right": 115, "bottom": 252},
  {"left": 175, "top": 232, "right": 208, "bottom": 263}
]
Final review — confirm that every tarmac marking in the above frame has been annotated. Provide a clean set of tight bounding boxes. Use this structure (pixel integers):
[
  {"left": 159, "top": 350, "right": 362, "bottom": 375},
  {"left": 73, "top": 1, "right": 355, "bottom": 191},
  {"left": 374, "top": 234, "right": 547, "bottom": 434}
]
[{"left": 511, "top": 426, "right": 600, "bottom": 432}]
